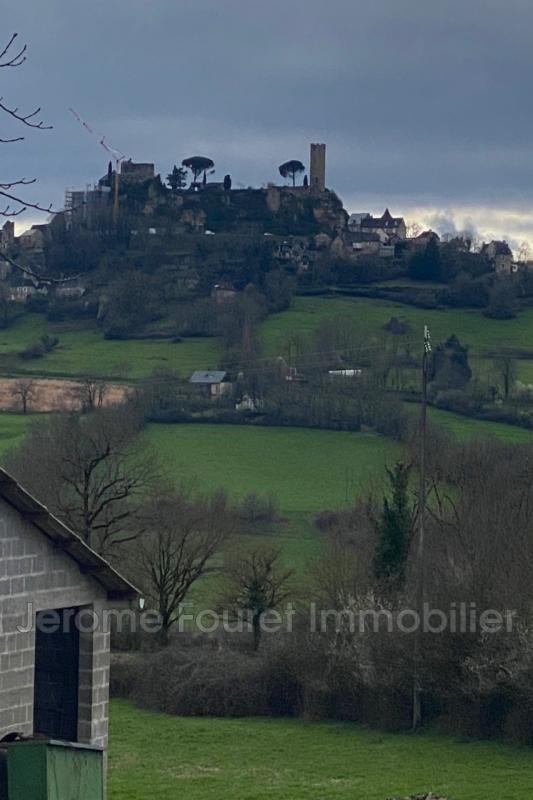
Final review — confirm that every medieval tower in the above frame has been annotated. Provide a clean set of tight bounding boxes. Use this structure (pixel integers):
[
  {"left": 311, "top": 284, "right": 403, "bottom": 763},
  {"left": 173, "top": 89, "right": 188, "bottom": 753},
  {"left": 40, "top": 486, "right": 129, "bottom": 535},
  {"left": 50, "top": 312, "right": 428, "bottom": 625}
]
[{"left": 310, "top": 143, "right": 326, "bottom": 192}]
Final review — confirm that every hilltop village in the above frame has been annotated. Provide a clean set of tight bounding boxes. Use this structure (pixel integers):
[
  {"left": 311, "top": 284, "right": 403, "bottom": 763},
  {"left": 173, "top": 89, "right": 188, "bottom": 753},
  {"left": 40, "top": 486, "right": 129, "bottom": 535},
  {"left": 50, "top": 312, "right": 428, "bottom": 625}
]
[{"left": 0, "top": 142, "right": 522, "bottom": 312}]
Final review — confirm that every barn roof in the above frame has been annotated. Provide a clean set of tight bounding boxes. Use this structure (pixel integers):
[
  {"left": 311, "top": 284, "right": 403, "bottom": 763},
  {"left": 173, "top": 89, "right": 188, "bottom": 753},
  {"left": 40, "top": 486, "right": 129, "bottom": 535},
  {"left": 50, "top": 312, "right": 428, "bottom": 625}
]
[
  {"left": 189, "top": 370, "right": 228, "bottom": 384},
  {"left": 0, "top": 468, "right": 138, "bottom": 600}
]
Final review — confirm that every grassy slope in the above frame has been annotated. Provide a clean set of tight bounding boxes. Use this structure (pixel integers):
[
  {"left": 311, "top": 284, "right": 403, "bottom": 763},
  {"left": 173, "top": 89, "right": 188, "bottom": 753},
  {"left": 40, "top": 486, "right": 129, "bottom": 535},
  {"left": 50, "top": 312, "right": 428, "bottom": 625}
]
[
  {"left": 0, "top": 412, "right": 33, "bottom": 453},
  {"left": 2, "top": 296, "right": 533, "bottom": 383},
  {"left": 263, "top": 296, "right": 533, "bottom": 355},
  {"left": 145, "top": 423, "right": 399, "bottom": 513},
  {"left": 0, "top": 315, "right": 218, "bottom": 379},
  {"left": 108, "top": 700, "right": 533, "bottom": 800},
  {"left": 427, "top": 406, "right": 533, "bottom": 442}
]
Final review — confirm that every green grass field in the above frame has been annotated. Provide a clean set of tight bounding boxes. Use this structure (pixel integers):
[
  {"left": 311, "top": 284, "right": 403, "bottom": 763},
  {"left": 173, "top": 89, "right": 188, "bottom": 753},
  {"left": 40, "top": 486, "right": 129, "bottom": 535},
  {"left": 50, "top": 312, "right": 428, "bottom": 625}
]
[
  {"left": 426, "top": 406, "right": 533, "bottom": 442},
  {"left": 0, "top": 412, "right": 33, "bottom": 453},
  {"left": 108, "top": 700, "right": 533, "bottom": 800},
  {"left": 0, "top": 314, "right": 219, "bottom": 379},
  {"left": 146, "top": 423, "right": 400, "bottom": 513},
  {"left": 262, "top": 296, "right": 533, "bottom": 357}
]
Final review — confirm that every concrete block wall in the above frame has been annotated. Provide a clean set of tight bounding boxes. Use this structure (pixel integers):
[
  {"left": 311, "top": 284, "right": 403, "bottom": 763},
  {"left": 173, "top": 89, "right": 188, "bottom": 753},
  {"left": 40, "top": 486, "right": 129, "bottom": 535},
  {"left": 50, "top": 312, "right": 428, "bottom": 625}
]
[{"left": 0, "top": 499, "right": 111, "bottom": 747}]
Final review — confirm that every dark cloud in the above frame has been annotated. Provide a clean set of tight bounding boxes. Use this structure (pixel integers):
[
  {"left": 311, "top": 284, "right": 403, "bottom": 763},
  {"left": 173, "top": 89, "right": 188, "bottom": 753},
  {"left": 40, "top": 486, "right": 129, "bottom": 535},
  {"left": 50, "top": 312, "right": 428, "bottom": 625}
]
[{"left": 4, "top": 0, "right": 533, "bottom": 234}]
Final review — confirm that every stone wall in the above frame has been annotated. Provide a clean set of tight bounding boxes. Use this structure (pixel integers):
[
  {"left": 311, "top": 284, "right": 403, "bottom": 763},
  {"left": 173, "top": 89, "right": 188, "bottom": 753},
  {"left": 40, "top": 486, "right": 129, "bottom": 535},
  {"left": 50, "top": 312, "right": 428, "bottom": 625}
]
[{"left": 0, "top": 498, "right": 111, "bottom": 747}]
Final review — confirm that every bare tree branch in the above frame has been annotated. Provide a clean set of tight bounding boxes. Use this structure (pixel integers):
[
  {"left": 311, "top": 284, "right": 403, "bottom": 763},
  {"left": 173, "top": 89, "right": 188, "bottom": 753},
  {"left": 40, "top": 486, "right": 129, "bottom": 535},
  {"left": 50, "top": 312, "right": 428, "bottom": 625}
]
[
  {"left": 0, "top": 33, "right": 53, "bottom": 216},
  {"left": 0, "top": 97, "right": 52, "bottom": 130},
  {"left": 0, "top": 34, "right": 26, "bottom": 68},
  {"left": 1, "top": 251, "right": 82, "bottom": 285}
]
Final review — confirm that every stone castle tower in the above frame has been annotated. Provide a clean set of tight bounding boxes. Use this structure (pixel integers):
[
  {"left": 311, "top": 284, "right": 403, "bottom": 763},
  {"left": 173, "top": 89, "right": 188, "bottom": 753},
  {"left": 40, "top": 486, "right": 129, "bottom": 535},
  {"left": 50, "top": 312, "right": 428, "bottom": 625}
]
[{"left": 310, "top": 143, "right": 326, "bottom": 192}]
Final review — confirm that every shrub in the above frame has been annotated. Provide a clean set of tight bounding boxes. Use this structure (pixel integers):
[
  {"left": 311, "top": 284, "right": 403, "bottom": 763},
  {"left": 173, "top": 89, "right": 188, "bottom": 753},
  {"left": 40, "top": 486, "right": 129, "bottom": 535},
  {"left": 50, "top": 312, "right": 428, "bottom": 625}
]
[
  {"left": 131, "top": 647, "right": 271, "bottom": 717},
  {"left": 314, "top": 510, "right": 341, "bottom": 531},
  {"left": 237, "top": 492, "right": 280, "bottom": 524},
  {"left": 18, "top": 334, "right": 59, "bottom": 360},
  {"left": 433, "top": 389, "right": 481, "bottom": 416},
  {"left": 19, "top": 341, "right": 45, "bottom": 359}
]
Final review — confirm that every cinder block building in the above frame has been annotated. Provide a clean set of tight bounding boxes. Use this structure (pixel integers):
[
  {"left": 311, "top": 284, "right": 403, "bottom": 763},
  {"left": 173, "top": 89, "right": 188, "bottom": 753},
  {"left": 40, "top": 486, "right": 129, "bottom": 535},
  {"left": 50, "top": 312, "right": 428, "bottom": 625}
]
[{"left": 0, "top": 468, "right": 138, "bottom": 748}]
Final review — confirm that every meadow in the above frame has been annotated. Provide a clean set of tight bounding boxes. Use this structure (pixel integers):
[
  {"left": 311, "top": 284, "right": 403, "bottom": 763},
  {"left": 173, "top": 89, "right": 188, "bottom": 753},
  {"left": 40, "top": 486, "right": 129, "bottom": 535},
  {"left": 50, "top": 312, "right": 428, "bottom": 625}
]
[
  {"left": 145, "top": 423, "right": 400, "bottom": 513},
  {"left": 262, "top": 295, "right": 533, "bottom": 357},
  {"left": 1, "top": 296, "right": 533, "bottom": 391},
  {"left": 108, "top": 700, "right": 533, "bottom": 800},
  {"left": 0, "top": 412, "right": 33, "bottom": 452},
  {"left": 0, "top": 314, "right": 218, "bottom": 379}
]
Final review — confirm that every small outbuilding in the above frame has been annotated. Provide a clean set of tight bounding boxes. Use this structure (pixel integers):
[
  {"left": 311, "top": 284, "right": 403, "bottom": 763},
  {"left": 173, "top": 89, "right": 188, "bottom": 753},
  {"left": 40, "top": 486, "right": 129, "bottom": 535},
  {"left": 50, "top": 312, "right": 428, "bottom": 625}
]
[
  {"left": 0, "top": 467, "right": 138, "bottom": 793},
  {"left": 189, "top": 370, "right": 232, "bottom": 397}
]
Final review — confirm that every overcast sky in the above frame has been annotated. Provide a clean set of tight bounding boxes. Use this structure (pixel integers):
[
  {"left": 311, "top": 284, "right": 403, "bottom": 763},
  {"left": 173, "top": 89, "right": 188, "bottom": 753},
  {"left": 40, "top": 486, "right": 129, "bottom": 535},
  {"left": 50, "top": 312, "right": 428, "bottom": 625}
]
[{"left": 4, "top": 0, "right": 533, "bottom": 248}]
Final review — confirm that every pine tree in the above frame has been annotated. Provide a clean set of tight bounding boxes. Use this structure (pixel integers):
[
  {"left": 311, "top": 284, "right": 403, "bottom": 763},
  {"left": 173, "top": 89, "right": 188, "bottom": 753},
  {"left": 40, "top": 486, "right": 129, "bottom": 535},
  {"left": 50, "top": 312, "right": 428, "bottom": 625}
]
[
  {"left": 373, "top": 462, "right": 413, "bottom": 587},
  {"left": 166, "top": 164, "right": 187, "bottom": 192}
]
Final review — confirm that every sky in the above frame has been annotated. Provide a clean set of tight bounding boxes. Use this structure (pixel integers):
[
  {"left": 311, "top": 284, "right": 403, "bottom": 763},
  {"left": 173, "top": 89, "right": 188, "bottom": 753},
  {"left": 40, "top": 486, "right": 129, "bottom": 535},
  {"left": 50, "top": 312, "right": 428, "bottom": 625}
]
[{"left": 4, "top": 0, "right": 533, "bottom": 251}]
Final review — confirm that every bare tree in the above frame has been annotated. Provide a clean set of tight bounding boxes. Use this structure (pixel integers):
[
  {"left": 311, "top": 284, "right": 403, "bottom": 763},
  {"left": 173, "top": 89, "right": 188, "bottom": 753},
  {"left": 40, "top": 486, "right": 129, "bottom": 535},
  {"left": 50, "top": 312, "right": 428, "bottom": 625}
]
[
  {"left": 4, "top": 406, "right": 157, "bottom": 555},
  {"left": 11, "top": 377, "right": 36, "bottom": 414},
  {"left": 220, "top": 546, "right": 293, "bottom": 651},
  {"left": 0, "top": 33, "right": 52, "bottom": 216},
  {"left": 518, "top": 241, "right": 531, "bottom": 263},
  {"left": 0, "top": 34, "right": 80, "bottom": 286},
  {"left": 135, "top": 489, "right": 234, "bottom": 644},
  {"left": 493, "top": 354, "right": 517, "bottom": 400},
  {"left": 72, "top": 376, "right": 109, "bottom": 413},
  {"left": 406, "top": 221, "right": 422, "bottom": 238}
]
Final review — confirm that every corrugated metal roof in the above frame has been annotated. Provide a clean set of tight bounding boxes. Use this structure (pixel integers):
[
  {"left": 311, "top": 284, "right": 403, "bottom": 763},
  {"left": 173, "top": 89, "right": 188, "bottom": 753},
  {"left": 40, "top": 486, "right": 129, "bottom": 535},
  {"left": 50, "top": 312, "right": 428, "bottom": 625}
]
[
  {"left": 189, "top": 370, "right": 227, "bottom": 384},
  {"left": 0, "top": 468, "right": 139, "bottom": 600}
]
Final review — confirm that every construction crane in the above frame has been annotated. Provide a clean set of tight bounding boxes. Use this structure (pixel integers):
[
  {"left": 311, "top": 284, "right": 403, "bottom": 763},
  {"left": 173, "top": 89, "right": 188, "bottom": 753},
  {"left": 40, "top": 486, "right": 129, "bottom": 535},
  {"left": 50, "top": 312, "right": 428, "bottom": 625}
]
[{"left": 69, "top": 108, "right": 128, "bottom": 225}]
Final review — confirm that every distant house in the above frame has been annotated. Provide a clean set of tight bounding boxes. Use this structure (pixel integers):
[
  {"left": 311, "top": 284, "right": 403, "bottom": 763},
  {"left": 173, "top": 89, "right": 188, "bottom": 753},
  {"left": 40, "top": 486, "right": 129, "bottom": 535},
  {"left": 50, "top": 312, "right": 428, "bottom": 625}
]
[
  {"left": 350, "top": 231, "right": 381, "bottom": 255},
  {"left": 348, "top": 212, "right": 372, "bottom": 230},
  {"left": 55, "top": 280, "right": 86, "bottom": 299},
  {"left": 17, "top": 226, "right": 45, "bottom": 252},
  {"left": 482, "top": 240, "right": 514, "bottom": 274},
  {"left": 360, "top": 209, "right": 407, "bottom": 241},
  {"left": 328, "top": 369, "right": 363, "bottom": 378},
  {"left": 9, "top": 285, "right": 47, "bottom": 303},
  {"left": 275, "top": 239, "right": 306, "bottom": 263},
  {"left": 211, "top": 283, "right": 238, "bottom": 304},
  {"left": 189, "top": 370, "right": 232, "bottom": 397},
  {"left": 410, "top": 230, "right": 440, "bottom": 249}
]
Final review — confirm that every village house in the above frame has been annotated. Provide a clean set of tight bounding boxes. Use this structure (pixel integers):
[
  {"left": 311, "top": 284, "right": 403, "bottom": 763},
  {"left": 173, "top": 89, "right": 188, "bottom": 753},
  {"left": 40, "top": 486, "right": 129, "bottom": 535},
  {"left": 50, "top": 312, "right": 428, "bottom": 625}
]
[
  {"left": 211, "top": 283, "right": 238, "bottom": 304},
  {"left": 349, "top": 231, "right": 381, "bottom": 256},
  {"left": 189, "top": 370, "right": 232, "bottom": 397},
  {"left": 54, "top": 278, "right": 86, "bottom": 299},
  {"left": 349, "top": 209, "right": 407, "bottom": 242},
  {"left": 9, "top": 284, "right": 47, "bottom": 303},
  {"left": 17, "top": 226, "right": 46, "bottom": 253},
  {"left": 0, "top": 468, "right": 138, "bottom": 796},
  {"left": 409, "top": 230, "right": 440, "bottom": 250},
  {"left": 481, "top": 240, "right": 514, "bottom": 273}
]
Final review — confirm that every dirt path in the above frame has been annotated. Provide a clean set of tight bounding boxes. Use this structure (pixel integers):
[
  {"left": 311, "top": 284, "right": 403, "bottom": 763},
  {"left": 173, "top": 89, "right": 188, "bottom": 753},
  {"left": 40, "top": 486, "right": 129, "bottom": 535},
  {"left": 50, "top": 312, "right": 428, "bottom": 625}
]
[{"left": 0, "top": 377, "right": 131, "bottom": 413}]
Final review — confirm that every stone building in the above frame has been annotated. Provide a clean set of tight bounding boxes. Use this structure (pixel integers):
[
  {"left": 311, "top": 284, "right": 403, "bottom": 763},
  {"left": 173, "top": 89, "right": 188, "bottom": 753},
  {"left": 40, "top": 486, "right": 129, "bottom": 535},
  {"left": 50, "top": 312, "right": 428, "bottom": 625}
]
[
  {"left": 481, "top": 240, "right": 514, "bottom": 274},
  {"left": 0, "top": 468, "right": 137, "bottom": 748},
  {"left": 120, "top": 159, "right": 155, "bottom": 183},
  {"left": 310, "top": 143, "right": 326, "bottom": 193}
]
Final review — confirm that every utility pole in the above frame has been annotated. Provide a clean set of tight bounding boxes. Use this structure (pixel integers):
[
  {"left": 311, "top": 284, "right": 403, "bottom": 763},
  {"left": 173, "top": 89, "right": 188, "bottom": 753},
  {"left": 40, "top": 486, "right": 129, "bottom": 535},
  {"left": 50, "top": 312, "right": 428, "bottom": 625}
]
[{"left": 412, "top": 324, "right": 431, "bottom": 731}]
